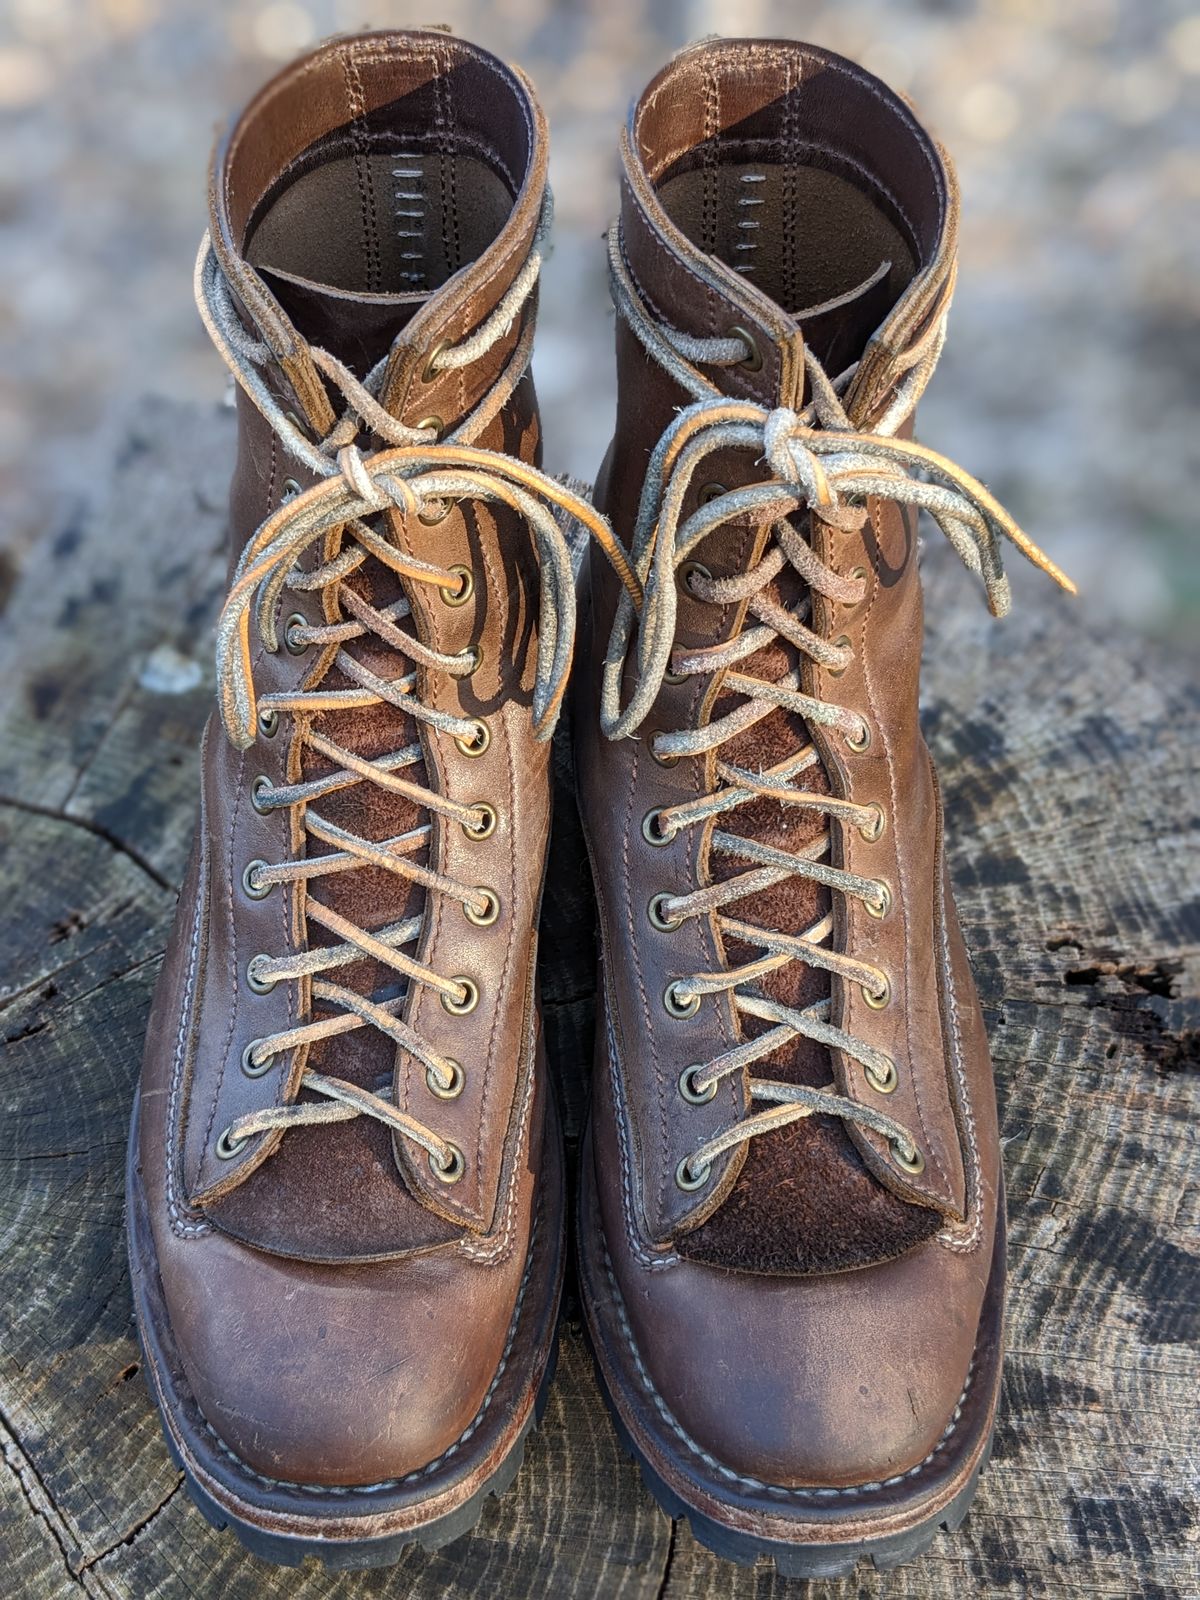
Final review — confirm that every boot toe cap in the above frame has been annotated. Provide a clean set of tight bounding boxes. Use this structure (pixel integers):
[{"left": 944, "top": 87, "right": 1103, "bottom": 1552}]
[
  {"left": 166, "top": 1236, "right": 508, "bottom": 1488},
  {"left": 609, "top": 1230, "right": 988, "bottom": 1491}
]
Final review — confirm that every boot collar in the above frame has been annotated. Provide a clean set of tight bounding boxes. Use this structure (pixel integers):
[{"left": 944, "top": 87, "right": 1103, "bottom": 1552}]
[
  {"left": 617, "top": 37, "right": 959, "bottom": 420},
  {"left": 207, "top": 28, "right": 549, "bottom": 438}
]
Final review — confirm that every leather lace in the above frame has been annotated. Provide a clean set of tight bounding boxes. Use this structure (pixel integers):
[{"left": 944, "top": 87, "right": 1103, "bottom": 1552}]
[
  {"left": 194, "top": 207, "right": 626, "bottom": 1181},
  {"left": 598, "top": 231, "right": 1075, "bottom": 1188}
]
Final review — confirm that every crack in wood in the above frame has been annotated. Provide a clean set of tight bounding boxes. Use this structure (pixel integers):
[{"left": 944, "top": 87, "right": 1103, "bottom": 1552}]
[{"left": 0, "top": 795, "right": 173, "bottom": 893}]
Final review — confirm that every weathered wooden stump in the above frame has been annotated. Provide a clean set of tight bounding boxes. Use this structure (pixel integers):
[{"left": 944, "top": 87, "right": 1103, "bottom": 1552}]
[{"left": 0, "top": 399, "right": 1195, "bottom": 1598}]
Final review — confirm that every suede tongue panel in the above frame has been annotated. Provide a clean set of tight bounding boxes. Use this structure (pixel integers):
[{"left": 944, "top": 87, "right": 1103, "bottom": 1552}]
[{"left": 676, "top": 305, "right": 941, "bottom": 1277}]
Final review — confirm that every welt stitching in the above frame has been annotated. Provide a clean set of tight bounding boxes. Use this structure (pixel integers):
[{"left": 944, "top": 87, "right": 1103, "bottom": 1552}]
[{"left": 602, "top": 1237, "right": 975, "bottom": 1499}]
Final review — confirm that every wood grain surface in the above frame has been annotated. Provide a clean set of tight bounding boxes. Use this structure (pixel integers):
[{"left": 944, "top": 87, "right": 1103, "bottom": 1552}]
[{"left": 0, "top": 400, "right": 1195, "bottom": 1598}]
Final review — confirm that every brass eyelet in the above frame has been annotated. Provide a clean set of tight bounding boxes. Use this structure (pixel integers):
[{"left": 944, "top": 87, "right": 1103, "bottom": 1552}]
[
  {"left": 281, "top": 477, "right": 302, "bottom": 502},
  {"left": 679, "top": 560, "right": 711, "bottom": 595},
  {"left": 675, "top": 1154, "right": 712, "bottom": 1191},
  {"left": 460, "top": 643, "right": 482, "bottom": 674},
  {"left": 664, "top": 981, "right": 701, "bottom": 1019},
  {"left": 215, "top": 1126, "right": 248, "bottom": 1160},
  {"left": 415, "top": 413, "right": 444, "bottom": 438},
  {"left": 697, "top": 481, "right": 727, "bottom": 505},
  {"left": 863, "top": 972, "right": 892, "bottom": 1010},
  {"left": 648, "top": 892, "right": 683, "bottom": 931},
  {"left": 454, "top": 720, "right": 490, "bottom": 758},
  {"left": 440, "top": 565, "right": 473, "bottom": 607},
  {"left": 463, "top": 802, "right": 497, "bottom": 840},
  {"left": 826, "top": 635, "right": 852, "bottom": 677},
  {"left": 246, "top": 957, "right": 276, "bottom": 995},
  {"left": 642, "top": 808, "right": 674, "bottom": 847},
  {"left": 728, "top": 323, "right": 763, "bottom": 372},
  {"left": 258, "top": 707, "right": 279, "bottom": 738},
  {"left": 464, "top": 887, "right": 500, "bottom": 927},
  {"left": 284, "top": 613, "right": 310, "bottom": 654},
  {"left": 422, "top": 339, "right": 450, "bottom": 384},
  {"left": 865, "top": 880, "right": 893, "bottom": 920},
  {"left": 250, "top": 775, "right": 274, "bottom": 815},
  {"left": 864, "top": 1056, "right": 899, "bottom": 1094},
  {"left": 651, "top": 741, "right": 680, "bottom": 768},
  {"left": 441, "top": 976, "right": 479, "bottom": 1015},
  {"left": 859, "top": 802, "right": 886, "bottom": 842},
  {"left": 891, "top": 1139, "right": 926, "bottom": 1175},
  {"left": 663, "top": 664, "right": 688, "bottom": 686},
  {"left": 426, "top": 1058, "right": 464, "bottom": 1100},
  {"left": 418, "top": 499, "right": 452, "bottom": 526},
  {"left": 242, "top": 859, "right": 272, "bottom": 900},
  {"left": 430, "top": 1142, "right": 465, "bottom": 1183},
  {"left": 241, "top": 1039, "right": 275, "bottom": 1079},
  {"left": 848, "top": 565, "right": 867, "bottom": 587},
  {"left": 846, "top": 721, "right": 872, "bottom": 754},
  {"left": 678, "top": 1064, "right": 717, "bottom": 1104}
]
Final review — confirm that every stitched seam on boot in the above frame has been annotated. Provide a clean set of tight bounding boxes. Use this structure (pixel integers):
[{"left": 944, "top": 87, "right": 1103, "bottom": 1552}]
[
  {"left": 165, "top": 834, "right": 212, "bottom": 1240},
  {"left": 935, "top": 830, "right": 985, "bottom": 1253},
  {"left": 605, "top": 1009, "right": 680, "bottom": 1271},
  {"left": 601, "top": 1237, "right": 975, "bottom": 1500},
  {"left": 859, "top": 501, "right": 951, "bottom": 1200},
  {"left": 460, "top": 976, "right": 539, "bottom": 1264}
]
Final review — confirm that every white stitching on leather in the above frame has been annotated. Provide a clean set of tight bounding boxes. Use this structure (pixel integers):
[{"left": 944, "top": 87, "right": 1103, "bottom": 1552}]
[
  {"left": 936, "top": 845, "right": 985, "bottom": 1254},
  {"left": 605, "top": 1008, "right": 680, "bottom": 1270},
  {"left": 460, "top": 980, "right": 539, "bottom": 1264},
  {"left": 165, "top": 760, "right": 213, "bottom": 1240}
]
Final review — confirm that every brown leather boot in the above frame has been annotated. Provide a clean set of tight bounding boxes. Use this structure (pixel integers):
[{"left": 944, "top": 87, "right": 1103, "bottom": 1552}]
[
  {"left": 575, "top": 39, "right": 1073, "bottom": 1578},
  {"left": 126, "top": 30, "right": 603, "bottom": 1566}
]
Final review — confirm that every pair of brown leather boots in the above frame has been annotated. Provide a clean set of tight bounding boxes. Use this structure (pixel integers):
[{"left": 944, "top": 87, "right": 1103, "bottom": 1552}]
[{"left": 127, "top": 28, "right": 1071, "bottom": 1578}]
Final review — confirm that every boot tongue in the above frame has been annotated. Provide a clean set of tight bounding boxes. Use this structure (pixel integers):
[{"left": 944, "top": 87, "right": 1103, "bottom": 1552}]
[{"left": 252, "top": 264, "right": 428, "bottom": 375}]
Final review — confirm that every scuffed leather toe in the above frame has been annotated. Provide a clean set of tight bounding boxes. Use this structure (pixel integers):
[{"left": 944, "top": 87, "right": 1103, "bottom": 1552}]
[
  {"left": 161, "top": 1227, "right": 517, "bottom": 1488},
  {"left": 606, "top": 1212, "right": 989, "bottom": 1490}
]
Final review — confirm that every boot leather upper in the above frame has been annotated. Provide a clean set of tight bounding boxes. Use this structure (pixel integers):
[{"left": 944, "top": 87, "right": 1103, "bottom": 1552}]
[
  {"left": 576, "top": 39, "right": 1005, "bottom": 1488},
  {"left": 136, "top": 32, "right": 558, "bottom": 1487}
]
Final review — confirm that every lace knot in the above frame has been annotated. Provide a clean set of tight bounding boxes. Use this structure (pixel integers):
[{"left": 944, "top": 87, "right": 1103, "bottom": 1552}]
[{"left": 336, "top": 444, "right": 388, "bottom": 510}]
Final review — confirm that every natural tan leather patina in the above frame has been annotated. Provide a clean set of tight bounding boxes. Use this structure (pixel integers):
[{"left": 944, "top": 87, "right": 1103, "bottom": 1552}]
[
  {"left": 127, "top": 30, "right": 583, "bottom": 1561},
  {"left": 575, "top": 39, "right": 1071, "bottom": 1574}
]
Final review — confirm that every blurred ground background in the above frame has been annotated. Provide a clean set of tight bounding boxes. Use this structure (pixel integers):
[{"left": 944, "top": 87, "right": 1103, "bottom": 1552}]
[{"left": 0, "top": 0, "right": 1196, "bottom": 636}]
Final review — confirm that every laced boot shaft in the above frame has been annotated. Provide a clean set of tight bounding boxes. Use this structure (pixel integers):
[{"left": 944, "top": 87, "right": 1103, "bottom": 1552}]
[
  {"left": 177, "top": 34, "right": 611, "bottom": 1251},
  {"left": 131, "top": 34, "right": 571, "bottom": 1518},
  {"left": 578, "top": 37, "right": 1070, "bottom": 1277}
]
